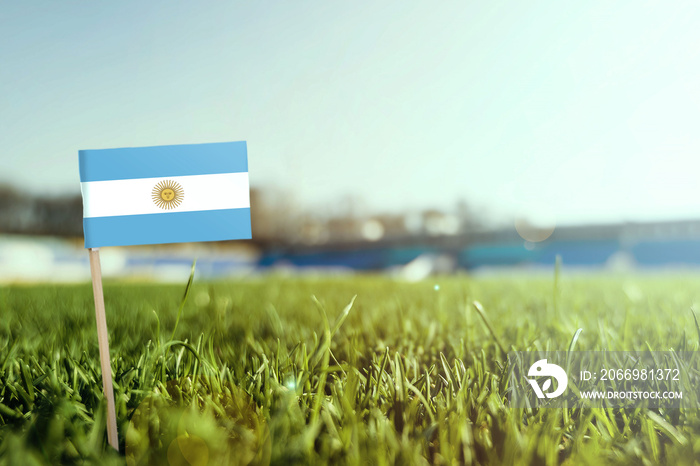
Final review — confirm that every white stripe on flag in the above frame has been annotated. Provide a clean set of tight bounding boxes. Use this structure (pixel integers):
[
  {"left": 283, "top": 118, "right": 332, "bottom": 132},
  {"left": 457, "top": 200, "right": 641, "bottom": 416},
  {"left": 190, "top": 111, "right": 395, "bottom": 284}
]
[{"left": 81, "top": 173, "right": 249, "bottom": 218}]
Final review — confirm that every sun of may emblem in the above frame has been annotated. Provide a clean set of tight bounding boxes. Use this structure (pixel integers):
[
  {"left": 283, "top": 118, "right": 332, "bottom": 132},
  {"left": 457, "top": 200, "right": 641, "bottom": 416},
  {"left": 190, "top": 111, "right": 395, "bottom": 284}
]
[{"left": 152, "top": 180, "right": 184, "bottom": 210}]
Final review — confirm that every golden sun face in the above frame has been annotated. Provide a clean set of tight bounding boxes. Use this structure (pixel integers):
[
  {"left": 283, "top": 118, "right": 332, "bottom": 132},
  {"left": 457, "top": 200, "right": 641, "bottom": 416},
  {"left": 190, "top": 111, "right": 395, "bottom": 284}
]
[{"left": 152, "top": 180, "right": 184, "bottom": 209}]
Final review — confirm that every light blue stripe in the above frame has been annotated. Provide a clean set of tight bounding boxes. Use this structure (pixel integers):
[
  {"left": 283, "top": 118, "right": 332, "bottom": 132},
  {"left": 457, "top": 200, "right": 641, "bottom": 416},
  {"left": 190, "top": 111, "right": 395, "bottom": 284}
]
[
  {"left": 83, "top": 208, "right": 251, "bottom": 248},
  {"left": 79, "top": 141, "right": 247, "bottom": 182}
]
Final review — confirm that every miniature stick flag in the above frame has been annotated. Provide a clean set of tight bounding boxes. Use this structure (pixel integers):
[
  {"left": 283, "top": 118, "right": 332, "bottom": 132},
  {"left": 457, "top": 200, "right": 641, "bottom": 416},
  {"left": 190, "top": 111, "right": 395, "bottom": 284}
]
[
  {"left": 80, "top": 141, "right": 251, "bottom": 247},
  {"left": 78, "top": 141, "right": 252, "bottom": 450}
]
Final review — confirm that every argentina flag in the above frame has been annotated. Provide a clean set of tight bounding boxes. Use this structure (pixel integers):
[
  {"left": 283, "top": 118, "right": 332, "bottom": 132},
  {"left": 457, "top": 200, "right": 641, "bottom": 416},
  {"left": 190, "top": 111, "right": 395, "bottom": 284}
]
[{"left": 79, "top": 141, "right": 251, "bottom": 248}]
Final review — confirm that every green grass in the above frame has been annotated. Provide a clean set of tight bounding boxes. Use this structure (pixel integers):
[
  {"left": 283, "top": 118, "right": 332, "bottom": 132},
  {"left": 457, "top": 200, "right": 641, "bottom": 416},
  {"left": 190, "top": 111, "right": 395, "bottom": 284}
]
[{"left": 1, "top": 273, "right": 700, "bottom": 464}]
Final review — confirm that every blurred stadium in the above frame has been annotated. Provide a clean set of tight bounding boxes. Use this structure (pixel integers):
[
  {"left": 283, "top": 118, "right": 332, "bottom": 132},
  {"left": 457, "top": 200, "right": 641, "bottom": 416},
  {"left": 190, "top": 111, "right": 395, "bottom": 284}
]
[{"left": 3, "top": 182, "right": 700, "bottom": 282}]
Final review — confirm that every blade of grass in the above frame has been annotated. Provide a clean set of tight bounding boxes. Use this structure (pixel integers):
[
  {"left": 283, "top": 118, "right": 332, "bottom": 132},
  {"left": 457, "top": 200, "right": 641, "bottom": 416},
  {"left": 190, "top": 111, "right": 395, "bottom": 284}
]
[
  {"left": 472, "top": 301, "right": 506, "bottom": 355},
  {"left": 566, "top": 328, "right": 583, "bottom": 373},
  {"left": 331, "top": 295, "right": 357, "bottom": 336},
  {"left": 170, "top": 260, "right": 197, "bottom": 342},
  {"left": 690, "top": 308, "right": 700, "bottom": 347}
]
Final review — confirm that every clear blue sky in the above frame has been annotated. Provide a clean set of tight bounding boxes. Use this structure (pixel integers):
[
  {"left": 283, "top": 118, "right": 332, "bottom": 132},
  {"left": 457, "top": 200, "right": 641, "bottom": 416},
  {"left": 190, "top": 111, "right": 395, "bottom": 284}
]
[{"left": 2, "top": 1, "right": 700, "bottom": 225}]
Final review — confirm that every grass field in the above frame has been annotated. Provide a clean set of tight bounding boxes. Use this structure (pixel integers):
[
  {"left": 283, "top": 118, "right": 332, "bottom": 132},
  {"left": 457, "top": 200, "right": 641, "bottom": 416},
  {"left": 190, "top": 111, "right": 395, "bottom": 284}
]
[{"left": 1, "top": 272, "right": 700, "bottom": 465}]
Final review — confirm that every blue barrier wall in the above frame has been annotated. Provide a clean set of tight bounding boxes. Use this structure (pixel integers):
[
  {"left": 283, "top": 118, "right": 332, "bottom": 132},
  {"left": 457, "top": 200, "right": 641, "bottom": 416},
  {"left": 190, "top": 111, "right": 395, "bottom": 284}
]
[{"left": 259, "top": 239, "right": 700, "bottom": 270}]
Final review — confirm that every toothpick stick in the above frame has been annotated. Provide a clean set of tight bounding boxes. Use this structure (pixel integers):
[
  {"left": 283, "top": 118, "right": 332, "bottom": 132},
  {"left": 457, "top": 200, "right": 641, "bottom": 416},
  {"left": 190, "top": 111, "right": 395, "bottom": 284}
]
[{"left": 88, "top": 248, "right": 119, "bottom": 451}]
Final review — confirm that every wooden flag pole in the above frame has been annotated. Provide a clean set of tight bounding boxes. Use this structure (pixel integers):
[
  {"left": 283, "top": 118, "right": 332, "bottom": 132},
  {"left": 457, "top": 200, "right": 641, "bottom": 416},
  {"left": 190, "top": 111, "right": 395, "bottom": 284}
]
[{"left": 88, "top": 248, "right": 119, "bottom": 451}]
